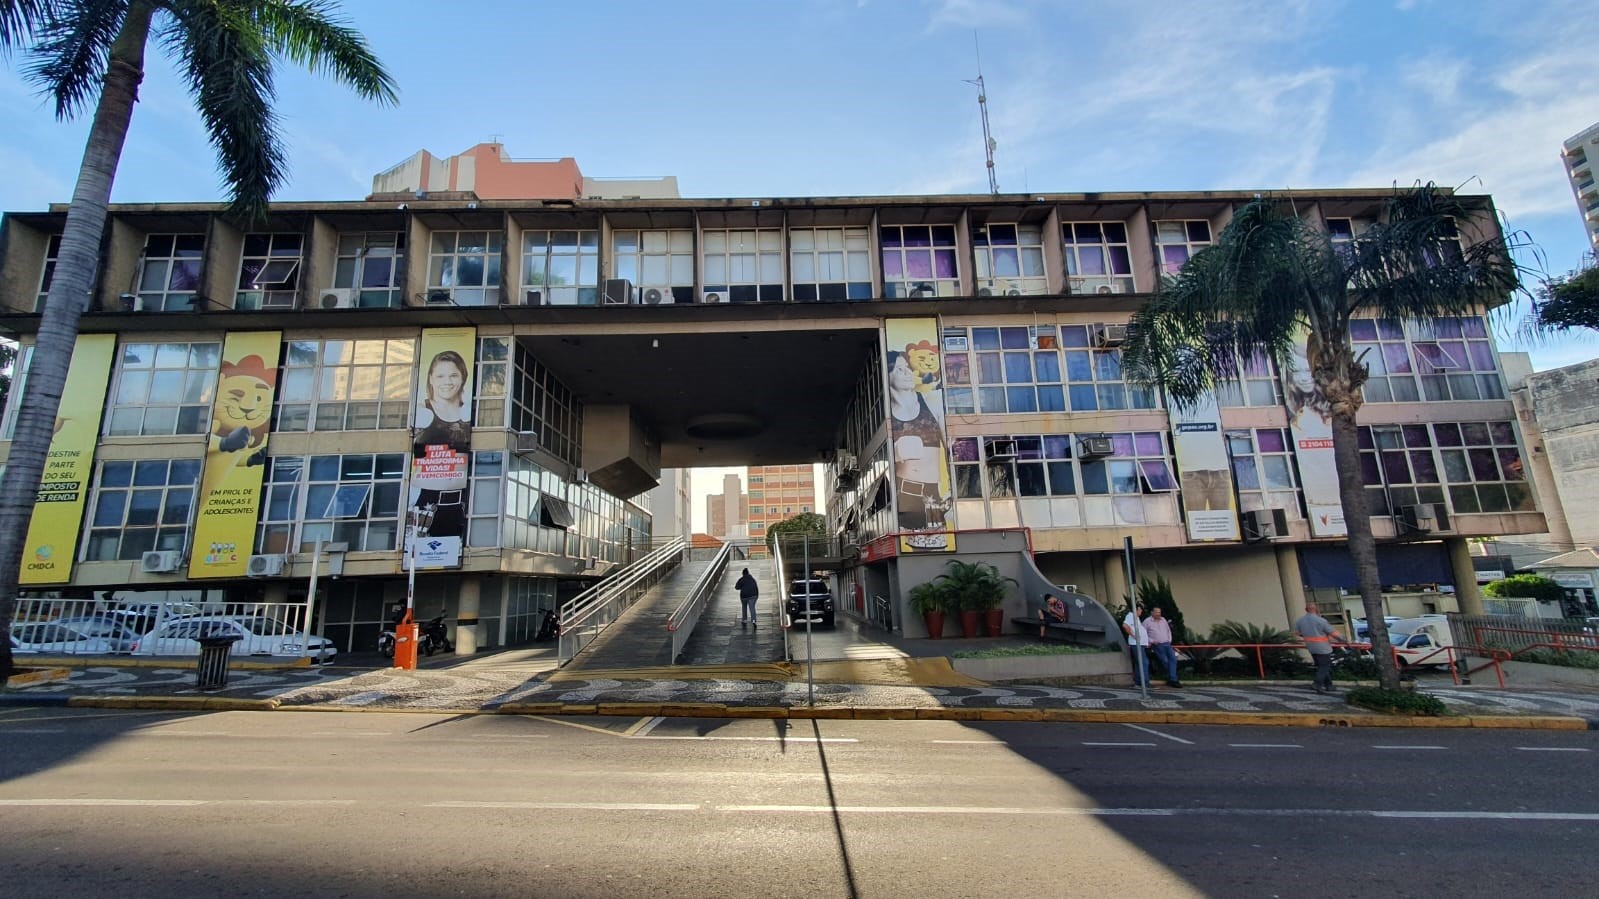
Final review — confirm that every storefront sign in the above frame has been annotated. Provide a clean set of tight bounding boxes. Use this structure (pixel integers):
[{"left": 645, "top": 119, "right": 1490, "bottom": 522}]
[{"left": 190, "top": 332, "right": 283, "bottom": 578}]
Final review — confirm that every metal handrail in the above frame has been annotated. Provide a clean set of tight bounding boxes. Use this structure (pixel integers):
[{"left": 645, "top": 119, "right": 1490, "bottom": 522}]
[
  {"left": 666, "top": 540, "right": 731, "bottom": 663},
  {"left": 772, "top": 536, "right": 792, "bottom": 660},
  {"left": 557, "top": 536, "right": 687, "bottom": 665}
]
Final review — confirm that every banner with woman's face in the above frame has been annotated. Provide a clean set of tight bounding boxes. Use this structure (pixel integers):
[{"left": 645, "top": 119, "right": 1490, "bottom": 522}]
[
  {"left": 884, "top": 318, "right": 956, "bottom": 553},
  {"left": 408, "top": 327, "right": 476, "bottom": 569}
]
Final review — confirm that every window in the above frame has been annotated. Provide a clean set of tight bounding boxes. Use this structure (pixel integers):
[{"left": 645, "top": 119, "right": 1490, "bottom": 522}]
[
  {"left": 1352, "top": 316, "right": 1502, "bottom": 403},
  {"left": 1433, "top": 421, "right": 1533, "bottom": 514},
  {"left": 1061, "top": 222, "right": 1134, "bottom": 294},
  {"left": 610, "top": 229, "right": 693, "bottom": 303},
  {"left": 1326, "top": 217, "right": 1373, "bottom": 265},
  {"left": 275, "top": 338, "right": 415, "bottom": 432},
  {"left": 234, "top": 233, "right": 303, "bottom": 310},
  {"left": 105, "top": 341, "right": 220, "bottom": 436},
  {"left": 521, "top": 230, "right": 598, "bottom": 306},
  {"left": 332, "top": 231, "right": 406, "bottom": 308},
  {"left": 1081, "top": 432, "right": 1174, "bottom": 495},
  {"left": 790, "top": 227, "right": 872, "bottom": 301},
  {"left": 85, "top": 458, "right": 201, "bottom": 561},
  {"left": 427, "top": 231, "right": 502, "bottom": 306},
  {"left": 952, "top": 434, "right": 1076, "bottom": 500},
  {"left": 972, "top": 223, "right": 1047, "bottom": 295},
  {"left": 943, "top": 325, "right": 1065, "bottom": 415},
  {"left": 881, "top": 225, "right": 959, "bottom": 298},
  {"left": 1349, "top": 318, "right": 1418, "bottom": 402},
  {"left": 35, "top": 234, "right": 62, "bottom": 311},
  {"left": 467, "top": 451, "right": 503, "bottom": 547},
  {"left": 507, "top": 342, "right": 582, "bottom": 467},
  {"left": 1227, "top": 428, "right": 1299, "bottom": 513},
  {"left": 1358, "top": 424, "right": 1446, "bottom": 517},
  {"left": 1, "top": 345, "right": 32, "bottom": 438},
  {"left": 1060, "top": 325, "right": 1159, "bottom": 411},
  {"left": 1154, "top": 220, "right": 1212, "bottom": 275},
  {"left": 256, "top": 453, "right": 405, "bottom": 553},
  {"left": 135, "top": 234, "right": 205, "bottom": 311},
  {"left": 475, "top": 336, "right": 509, "bottom": 428},
  {"left": 1215, "top": 351, "right": 1281, "bottom": 407},
  {"left": 701, "top": 229, "right": 783, "bottom": 303}
]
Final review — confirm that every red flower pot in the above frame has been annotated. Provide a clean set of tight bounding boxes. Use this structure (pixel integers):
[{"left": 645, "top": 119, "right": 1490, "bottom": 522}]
[
  {"left": 982, "top": 608, "right": 1004, "bottom": 637},
  {"left": 923, "top": 610, "right": 946, "bottom": 639},
  {"left": 958, "top": 610, "right": 980, "bottom": 639}
]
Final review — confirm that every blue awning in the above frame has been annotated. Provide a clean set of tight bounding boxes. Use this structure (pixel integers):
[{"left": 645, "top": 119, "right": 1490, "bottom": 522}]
[{"left": 1298, "top": 542, "right": 1453, "bottom": 590}]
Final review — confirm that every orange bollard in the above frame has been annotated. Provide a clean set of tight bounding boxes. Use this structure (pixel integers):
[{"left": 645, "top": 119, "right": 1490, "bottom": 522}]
[{"left": 392, "top": 616, "right": 419, "bottom": 670}]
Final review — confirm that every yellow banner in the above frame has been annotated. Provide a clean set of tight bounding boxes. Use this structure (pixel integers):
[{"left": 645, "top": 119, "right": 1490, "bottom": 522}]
[
  {"left": 20, "top": 334, "right": 117, "bottom": 584},
  {"left": 885, "top": 319, "right": 956, "bottom": 554},
  {"left": 189, "top": 332, "right": 282, "bottom": 578}
]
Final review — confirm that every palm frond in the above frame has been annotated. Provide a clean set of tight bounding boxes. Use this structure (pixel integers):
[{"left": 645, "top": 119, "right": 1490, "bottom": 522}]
[
  {"left": 248, "top": 0, "right": 396, "bottom": 104},
  {"left": 0, "top": 0, "right": 64, "bottom": 55},
  {"left": 22, "top": 0, "right": 125, "bottom": 119}
]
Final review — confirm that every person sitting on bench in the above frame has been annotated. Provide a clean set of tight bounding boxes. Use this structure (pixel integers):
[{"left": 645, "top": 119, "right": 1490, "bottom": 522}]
[{"left": 1038, "top": 592, "right": 1067, "bottom": 636}]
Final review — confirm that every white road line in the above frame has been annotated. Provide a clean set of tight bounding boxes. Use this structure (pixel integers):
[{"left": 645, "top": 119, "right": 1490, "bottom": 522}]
[
  {"left": 1372, "top": 745, "right": 1447, "bottom": 751},
  {"left": 1515, "top": 747, "right": 1590, "bottom": 753},
  {"left": 640, "top": 735, "right": 858, "bottom": 743},
  {"left": 931, "top": 739, "right": 1005, "bottom": 745},
  {"left": 0, "top": 799, "right": 355, "bottom": 807},
  {"left": 1123, "top": 724, "right": 1194, "bottom": 745},
  {"left": 1230, "top": 743, "right": 1302, "bottom": 749},
  {"left": 308, "top": 731, "right": 393, "bottom": 737},
  {"left": 141, "top": 731, "right": 235, "bottom": 737},
  {"left": 429, "top": 801, "right": 699, "bottom": 811},
  {"left": 1082, "top": 741, "right": 1157, "bottom": 748},
  {"left": 624, "top": 716, "right": 664, "bottom": 737}
]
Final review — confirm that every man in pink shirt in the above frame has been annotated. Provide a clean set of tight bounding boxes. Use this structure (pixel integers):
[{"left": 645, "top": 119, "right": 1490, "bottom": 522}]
[{"left": 1143, "top": 606, "right": 1181, "bottom": 688}]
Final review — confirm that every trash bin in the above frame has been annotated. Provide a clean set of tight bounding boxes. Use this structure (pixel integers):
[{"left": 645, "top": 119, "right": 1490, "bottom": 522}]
[{"left": 196, "top": 633, "right": 242, "bottom": 690}]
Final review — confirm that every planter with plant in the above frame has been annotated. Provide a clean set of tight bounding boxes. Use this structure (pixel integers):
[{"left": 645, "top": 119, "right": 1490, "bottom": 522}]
[
  {"left": 934, "top": 560, "right": 1017, "bottom": 638},
  {"left": 908, "top": 582, "right": 950, "bottom": 639}
]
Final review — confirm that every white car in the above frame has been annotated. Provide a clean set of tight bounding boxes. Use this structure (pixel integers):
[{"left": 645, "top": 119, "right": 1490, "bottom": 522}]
[
  {"left": 11, "top": 622, "right": 118, "bottom": 655},
  {"left": 131, "top": 614, "right": 336, "bottom": 663}
]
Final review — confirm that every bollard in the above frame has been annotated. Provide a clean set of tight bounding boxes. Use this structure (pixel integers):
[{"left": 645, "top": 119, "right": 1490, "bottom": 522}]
[
  {"left": 392, "top": 621, "right": 419, "bottom": 670},
  {"left": 196, "top": 634, "right": 242, "bottom": 690}
]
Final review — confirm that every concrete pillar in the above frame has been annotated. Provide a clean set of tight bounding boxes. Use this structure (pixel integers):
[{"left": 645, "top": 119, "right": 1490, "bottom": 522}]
[
  {"left": 1445, "top": 537, "right": 1484, "bottom": 616},
  {"left": 1275, "top": 545, "right": 1309, "bottom": 627},
  {"left": 1101, "top": 551, "right": 1129, "bottom": 611},
  {"left": 264, "top": 583, "right": 290, "bottom": 604},
  {"left": 455, "top": 577, "right": 481, "bottom": 655}
]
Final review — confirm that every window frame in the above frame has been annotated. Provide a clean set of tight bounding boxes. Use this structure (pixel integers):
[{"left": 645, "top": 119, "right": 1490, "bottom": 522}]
[
  {"left": 104, "top": 340, "right": 221, "bottom": 438},
  {"left": 427, "top": 230, "right": 503, "bottom": 306},
  {"left": 84, "top": 458, "right": 203, "bottom": 562}
]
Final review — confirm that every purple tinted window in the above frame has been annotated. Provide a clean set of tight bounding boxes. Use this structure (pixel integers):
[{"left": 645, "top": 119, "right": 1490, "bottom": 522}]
[
  {"left": 1350, "top": 320, "right": 1378, "bottom": 340},
  {"left": 1402, "top": 425, "right": 1431, "bottom": 448},
  {"left": 1044, "top": 435, "right": 1072, "bottom": 458},
  {"left": 1439, "top": 341, "right": 1468, "bottom": 367},
  {"left": 1468, "top": 342, "right": 1495, "bottom": 371},
  {"left": 1060, "top": 325, "right": 1092, "bottom": 348},
  {"left": 933, "top": 250, "right": 957, "bottom": 278},
  {"left": 1015, "top": 436, "right": 1043, "bottom": 460},
  {"left": 1071, "top": 223, "right": 1101, "bottom": 243},
  {"left": 1468, "top": 448, "right": 1499, "bottom": 480},
  {"left": 1108, "top": 245, "right": 1132, "bottom": 274},
  {"left": 1410, "top": 451, "right": 1439, "bottom": 483},
  {"left": 903, "top": 227, "right": 931, "bottom": 248},
  {"left": 905, "top": 250, "right": 933, "bottom": 279},
  {"left": 882, "top": 254, "right": 902, "bottom": 278},
  {"left": 1000, "top": 327, "right": 1030, "bottom": 350},
  {"left": 1134, "top": 432, "right": 1164, "bottom": 456},
  {"left": 991, "top": 248, "right": 1020, "bottom": 276},
  {"left": 932, "top": 226, "right": 956, "bottom": 247},
  {"left": 1327, "top": 219, "right": 1354, "bottom": 240},
  {"left": 1433, "top": 423, "right": 1462, "bottom": 447},
  {"left": 951, "top": 437, "right": 979, "bottom": 462},
  {"left": 1257, "top": 429, "right": 1286, "bottom": 453},
  {"left": 1462, "top": 317, "right": 1488, "bottom": 338},
  {"left": 1383, "top": 343, "right": 1414, "bottom": 374},
  {"left": 1382, "top": 451, "right": 1411, "bottom": 484},
  {"left": 1461, "top": 422, "right": 1491, "bottom": 445},
  {"left": 988, "top": 225, "right": 1017, "bottom": 246},
  {"left": 1242, "top": 351, "right": 1273, "bottom": 377},
  {"left": 1110, "top": 433, "right": 1135, "bottom": 456},
  {"left": 1078, "top": 248, "right": 1107, "bottom": 276},
  {"left": 972, "top": 328, "right": 1001, "bottom": 350},
  {"left": 1162, "top": 246, "right": 1188, "bottom": 272},
  {"left": 1360, "top": 453, "right": 1382, "bottom": 485},
  {"left": 1376, "top": 319, "right": 1405, "bottom": 340},
  {"left": 1140, "top": 460, "right": 1177, "bottom": 490},
  {"left": 1186, "top": 221, "right": 1211, "bottom": 243},
  {"left": 1358, "top": 426, "right": 1374, "bottom": 449},
  {"left": 1104, "top": 223, "right": 1127, "bottom": 243},
  {"left": 879, "top": 228, "right": 903, "bottom": 248},
  {"left": 1489, "top": 421, "right": 1515, "bottom": 444},
  {"left": 1433, "top": 318, "right": 1464, "bottom": 338}
]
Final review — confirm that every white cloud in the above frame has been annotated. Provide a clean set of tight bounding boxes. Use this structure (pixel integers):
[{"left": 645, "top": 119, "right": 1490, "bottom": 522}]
[{"left": 923, "top": 0, "right": 1032, "bottom": 32}]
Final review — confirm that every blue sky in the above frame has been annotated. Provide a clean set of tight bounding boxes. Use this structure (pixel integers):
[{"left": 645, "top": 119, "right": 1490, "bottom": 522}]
[{"left": 1, "top": 0, "right": 1594, "bottom": 378}]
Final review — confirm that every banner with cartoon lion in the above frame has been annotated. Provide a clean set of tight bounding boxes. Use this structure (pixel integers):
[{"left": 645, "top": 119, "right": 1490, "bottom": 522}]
[{"left": 189, "top": 331, "right": 282, "bottom": 578}]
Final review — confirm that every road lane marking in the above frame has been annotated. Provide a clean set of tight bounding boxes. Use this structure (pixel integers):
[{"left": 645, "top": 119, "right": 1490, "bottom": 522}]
[
  {"left": 640, "top": 736, "right": 858, "bottom": 743},
  {"left": 0, "top": 799, "right": 355, "bottom": 807},
  {"left": 629, "top": 716, "right": 666, "bottom": 737},
  {"left": 1372, "top": 745, "right": 1446, "bottom": 750},
  {"left": 931, "top": 740, "right": 1005, "bottom": 745},
  {"left": 1230, "top": 743, "right": 1302, "bottom": 749},
  {"left": 1515, "top": 747, "right": 1590, "bottom": 752},
  {"left": 1123, "top": 724, "right": 1194, "bottom": 745},
  {"left": 429, "top": 801, "right": 699, "bottom": 811},
  {"left": 1082, "top": 741, "right": 1156, "bottom": 747},
  {"left": 308, "top": 731, "right": 393, "bottom": 737}
]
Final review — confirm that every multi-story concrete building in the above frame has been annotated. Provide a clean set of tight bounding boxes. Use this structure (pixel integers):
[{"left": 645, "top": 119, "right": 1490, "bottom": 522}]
[
  {"left": 704, "top": 473, "right": 746, "bottom": 540},
  {"left": 746, "top": 465, "right": 816, "bottom": 542},
  {"left": 643, "top": 468, "right": 691, "bottom": 543},
  {"left": 1563, "top": 123, "right": 1599, "bottom": 254},
  {"left": 0, "top": 162, "right": 1543, "bottom": 648}
]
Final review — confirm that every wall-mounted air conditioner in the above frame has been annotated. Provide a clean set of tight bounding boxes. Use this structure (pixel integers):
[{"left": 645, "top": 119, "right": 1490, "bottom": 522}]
[
  {"left": 1242, "top": 508, "right": 1289, "bottom": 541},
  {"left": 603, "top": 279, "right": 633, "bottom": 305},
  {"left": 1398, "top": 503, "right": 1451, "bottom": 534},
  {"left": 574, "top": 468, "right": 589, "bottom": 483},
  {"left": 640, "top": 286, "right": 673, "bottom": 305},
  {"left": 318, "top": 288, "right": 356, "bottom": 309},
  {"left": 977, "top": 279, "right": 1021, "bottom": 297},
  {"left": 426, "top": 289, "right": 453, "bottom": 306},
  {"left": 700, "top": 289, "right": 726, "bottom": 304},
  {"left": 247, "top": 554, "right": 286, "bottom": 577},
  {"left": 1077, "top": 436, "right": 1114, "bottom": 458},
  {"left": 1095, "top": 324, "right": 1130, "bottom": 347},
  {"left": 522, "top": 288, "right": 544, "bottom": 306},
  {"left": 140, "top": 550, "right": 182, "bottom": 574},
  {"left": 514, "top": 432, "right": 539, "bottom": 453},
  {"left": 984, "top": 438, "right": 1018, "bottom": 462}
]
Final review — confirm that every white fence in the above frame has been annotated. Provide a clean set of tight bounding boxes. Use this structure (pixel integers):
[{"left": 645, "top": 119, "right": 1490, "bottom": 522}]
[{"left": 11, "top": 596, "right": 322, "bottom": 660}]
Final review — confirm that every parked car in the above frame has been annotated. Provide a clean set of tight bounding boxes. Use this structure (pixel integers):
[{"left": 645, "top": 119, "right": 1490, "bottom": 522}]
[
  {"left": 1353, "top": 616, "right": 1403, "bottom": 641},
  {"left": 787, "top": 578, "right": 835, "bottom": 628},
  {"left": 52, "top": 614, "right": 143, "bottom": 653},
  {"left": 1386, "top": 616, "right": 1456, "bottom": 669},
  {"left": 10, "top": 622, "right": 117, "bottom": 655},
  {"left": 131, "top": 614, "right": 336, "bottom": 663}
]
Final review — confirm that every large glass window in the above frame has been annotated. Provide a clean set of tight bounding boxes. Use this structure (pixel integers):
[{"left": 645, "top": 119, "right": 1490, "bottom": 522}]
[
  {"left": 1080, "top": 432, "right": 1176, "bottom": 496},
  {"left": 35, "top": 234, "right": 62, "bottom": 311},
  {"left": 85, "top": 458, "right": 201, "bottom": 561},
  {"left": 135, "top": 234, "right": 206, "bottom": 312},
  {"left": 789, "top": 227, "right": 872, "bottom": 302},
  {"left": 610, "top": 229, "right": 693, "bottom": 304},
  {"left": 1433, "top": 421, "right": 1532, "bottom": 514},
  {"left": 468, "top": 451, "right": 503, "bottom": 547},
  {"left": 1061, "top": 325, "right": 1159, "bottom": 411},
  {"left": 1227, "top": 428, "right": 1299, "bottom": 513},
  {"left": 881, "top": 225, "right": 959, "bottom": 298},
  {"left": 972, "top": 223, "right": 1047, "bottom": 295},
  {"left": 105, "top": 341, "right": 220, "bottom": 437},
  {"left": 942, "top": 325, "right": 1064, "bottom": 415},
  {"left": 427, "top": 231, "right": 502, "bottom": 306},
  {"left": 275, "top": 338, "right": 415, "bottom": 432},
  {"left": 951, "top": 434, "right": 1075, "bottom": 500},
  {"left": 1215, "top": 351, "right": 1281, "bottom": 407},
  {"left": 1154, "top": 220, "right": 1212, "bottom": 275},
  {"left": 331, "top": 231, "right": 406, "bottom": 308},
  {"left": 256, "top": 453, "right": 405, "bottom": 553},
  {"left": 475, "top": 336, "right": 510, "bottom": 428},
  {"left": 234, "top": 233, "right": 303, "bottom": 310},
  {"left": 1061, "top": 222, "right": 1135, "bottom": 294},
  {"left": 1352, "top": 316, "right": 1502, "bottom": 403},
  {"left": 508, "top": 342, "right": 581, "bottom": 467},
  {"left": 701, "top": 228, "right": 783, "bottom": 303},
  {"left": 521, "top": 230, "right": 598, "bottom": 306}
]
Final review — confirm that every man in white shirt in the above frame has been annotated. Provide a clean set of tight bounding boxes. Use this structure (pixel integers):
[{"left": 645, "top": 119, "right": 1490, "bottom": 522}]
[{"left": 1122, "top": 602, "right": 1149, "bottom": 688}]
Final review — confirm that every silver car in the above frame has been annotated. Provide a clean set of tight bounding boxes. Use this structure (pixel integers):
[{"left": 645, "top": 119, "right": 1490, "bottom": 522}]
[{"left": 132, "top": 614, "right": 336, "bottom": 663}]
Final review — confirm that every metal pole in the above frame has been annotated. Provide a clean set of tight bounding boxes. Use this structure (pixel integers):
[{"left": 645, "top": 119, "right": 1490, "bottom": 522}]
[
  {"left": 406, "top": 526, "right": 417, "bottom": 615},
  {"left": 303, "top": 538, "right": 322, "bottom": 660},
  {"left": 1123, "top": 535, "right": 1147, "bottom": 700},
  {"left": 805, "top": 538, "right": 814, "bottom": 707}
]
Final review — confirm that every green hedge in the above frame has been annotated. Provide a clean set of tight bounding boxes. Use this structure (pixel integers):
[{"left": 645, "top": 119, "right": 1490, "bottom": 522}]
[{"left": 1345, "top": 686, "right": 1448, "bottom": 716}]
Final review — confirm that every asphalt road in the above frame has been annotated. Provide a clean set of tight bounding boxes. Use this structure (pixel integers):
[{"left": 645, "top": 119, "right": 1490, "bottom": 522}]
[{"left": 1, "top": 708, "right": 1595, "bottom": 898}]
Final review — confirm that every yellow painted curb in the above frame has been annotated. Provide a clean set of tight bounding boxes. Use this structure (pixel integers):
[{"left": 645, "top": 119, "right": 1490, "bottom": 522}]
[
  {"left": 978, "top": 708, "right": 1046, "bottom": 721},
  {"left": 728, "top": 706, "right": 788, "bottom": 719},
  {"left": 657, "top": 703, "right": 731, "bottom": 718},
  {"left": 918, "top": 707, "right": 984, "bottom": 720},
  {"left": 1468, "top": 715, "right": 1587, "bottom": 730},
  {"left": 5, "top": 667, "right": 71, "bottom": 687},
  {"left": 850, "top": 707, "right": 909, "bottom": 720},
  {"left": 66, "top": 695, "right": 280, "bottom": 711},
  {"left": 789, "top": 707, "right": 857, "bottom": 719}
]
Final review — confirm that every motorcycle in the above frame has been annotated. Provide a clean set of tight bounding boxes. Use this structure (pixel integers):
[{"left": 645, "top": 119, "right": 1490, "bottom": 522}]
[
  {"left": 378, "top": 612, "right": 454, "bottom": 658},
  {"left": 536, "top": 608, "right": 561, "bottom": 642}
]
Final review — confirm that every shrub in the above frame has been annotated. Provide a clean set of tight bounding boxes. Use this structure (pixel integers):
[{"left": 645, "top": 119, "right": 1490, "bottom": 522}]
[
  {"left": 1179, "top": 625, "right": 1224, "bottom": 675},
  {"left": 1345, "top": 686, "right": 1448, "bottom": 716},
  {"left": 1211, "top": 620, "right": 1301, "bottom": 676},
  {"left": 1516, "top": 648, "right": 1599, "bottom": 670},
  {"left": 908, "top": 582, "right": 951, "bottom": 615},
  {"left": 1483, "top": 574, "right": 1564, "bottom": 604},
  {"left": 951, "top": 644, "right": 1109, "bottom": 659},
  {"left": 1124, "top": 572, "right": 1185, "bottom": 639}
]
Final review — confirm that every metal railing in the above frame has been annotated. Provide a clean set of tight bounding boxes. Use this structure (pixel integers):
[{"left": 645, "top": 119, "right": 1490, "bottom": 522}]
[
  {"left": 667, "top": 540, "right": 731, "bottom": 663},
  {"left": 557, "top": 535, "right": 687, "bottom": 666},
  {"left": 11, "top": 596, "right": 319, "bottom": 660}
]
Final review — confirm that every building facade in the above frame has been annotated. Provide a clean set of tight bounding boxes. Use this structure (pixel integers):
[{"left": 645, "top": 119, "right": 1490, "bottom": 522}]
[
  {"left": 0, "top": 178, "right": 1544, "bottom": 647},
  {"left": 704, "top": 473, "right": 746, "bottom": 540},
  {"left": 746, "top": 465, "right": 816, "bottom": 542},
  {"left": 1562, "top": 123, "right": 1599, "bottom": 254}
]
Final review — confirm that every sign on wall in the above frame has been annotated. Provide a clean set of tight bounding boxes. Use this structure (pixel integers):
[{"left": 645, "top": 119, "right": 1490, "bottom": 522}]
[
  {"left": 190, "top": 331, "right": 284, "bottom": 578},
  {"left": 1283, "top": 327, "right": 1345, "bottom": 537},
  {"left": 884, "top": 318, "right": 956, "bottom": 554},
  {"left": 1168, "top": 391, "right": 1240, "bottom": 542},
  {"left": 407, "top": 327, "right": 476, "bottom": 569},
  {"left": 20, "top": 334, "right": 116, "bottom": 584}
]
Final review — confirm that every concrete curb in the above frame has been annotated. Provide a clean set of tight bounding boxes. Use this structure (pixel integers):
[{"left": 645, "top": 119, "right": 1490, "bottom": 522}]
[{"left": 4, "top": 667, "right": 72, "bottom": 688}]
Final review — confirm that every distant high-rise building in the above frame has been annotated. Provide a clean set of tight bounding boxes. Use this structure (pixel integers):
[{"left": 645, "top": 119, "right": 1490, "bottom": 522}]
[
  {"left": 644, "top": 468, "right": 691, "bottom": 543},
  {"left": 1562, "top": 123, "right": 1599, "bottom": 254},
  {"left": 746, "top": 465, "right": 817, "bottom": 541},
  {"left": 705, "top": 472, "right": 746, "bottom": 539}
]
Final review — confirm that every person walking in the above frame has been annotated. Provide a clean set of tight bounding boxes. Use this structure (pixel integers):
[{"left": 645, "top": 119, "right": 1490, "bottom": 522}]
[
  {"left": 735, "top": 568, "right": 760, "bottom": 626},
  {"left": 1293, "top": 604, "right": 1345, "bottom": 694},
  {"left": 1143, "top": 605, "right": 1181, "bottom": 688},
  {"left": 1123, "top": 602, "right": 1150, "bottom": 688}
]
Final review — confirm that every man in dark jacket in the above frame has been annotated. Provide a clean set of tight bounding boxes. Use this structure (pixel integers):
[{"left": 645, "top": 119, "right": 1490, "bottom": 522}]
[{"left": 735, "top": 568, "right": 759, "bottom": 625}]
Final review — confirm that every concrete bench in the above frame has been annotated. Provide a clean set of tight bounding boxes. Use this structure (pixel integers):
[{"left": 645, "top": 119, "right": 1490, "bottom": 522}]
[{"left": 1012, "top": 616, "right": 1106, "bottom": 642}]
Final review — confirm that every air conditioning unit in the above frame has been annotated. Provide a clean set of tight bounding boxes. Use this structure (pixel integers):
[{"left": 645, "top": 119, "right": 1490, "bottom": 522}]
[
  {"left": 132, "top": 295, "right": 150, "bottom": 312},
  {"left": 522, "top": 288, "right": 544, "bottom": 306},
  {"left": 603, "top": 279, "right": 633, "bottom": 305},
  {"left": 1060, "top": 584, "right": 1079, "bottom": 594},
  {"left": 640, "top": 286, "right": 673, "bottom": 305},
  {"left": 426, "top": 289, "right": 453, "bottom": 305},
  {"left": 574, "top": 468, "right": 589, "bottom": 483},
  {"left": 513, "top": 432, "right": 539, "bottom": 453},
  {"left": 984, "top": 438, "right": 1018, "bottom": 462},
  {"left": 140, "top": 550, "right": 182, "bottom": 574},
  {"left": 246, "top": 554, "right": 286, "bottom": 577},
  {"left": 977, "top": 279, "right": 1021, "bottom": 297},
  {"left": 318, "top": 288, "right": 356, "bottom": 309},
  {"left": 1095, "top": 324, "right": 1130, "bottom": 347},
  {"left": 1078, "top": 436, "right": 1114, "bottom": 458},
  {"left": 907, "top": 282, "right": 937, "bottom": 299},
  {"left": 1399, "top": 503, "right": 1451, "bottom": 534},
  {"left": 701, "top": 288, "right": 726, "bottom": 304},
  {"left": 1243, "top": 508, "right": 1290, "bottom": 541}
]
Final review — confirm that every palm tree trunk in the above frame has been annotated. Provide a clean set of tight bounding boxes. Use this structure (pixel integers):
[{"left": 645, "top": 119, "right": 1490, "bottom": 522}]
[
  {"left": 0, "top": 4, "right": 152, "bottom": 679},
  {"left": 1330, "top": 408, "right": 1401, "bottom": 690}
]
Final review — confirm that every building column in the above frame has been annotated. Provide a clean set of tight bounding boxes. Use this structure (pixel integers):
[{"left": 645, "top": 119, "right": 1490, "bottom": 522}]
[
  {"left": 1101, "top": 551, "right": 1129, "bottom": 611},
  {"left": 455, "top": 577, "right": 481, "bottom": 655},
  {"left": 1275, "top": 545, "right": 1308, "bottom": 627},
  {"left": 1445, "top": 537, "right": 1484, "bottom": 616}
]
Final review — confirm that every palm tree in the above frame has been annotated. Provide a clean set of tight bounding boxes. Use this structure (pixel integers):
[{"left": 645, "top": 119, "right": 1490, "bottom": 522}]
[
  {"left": 1121, "top": 185, "right": 1524, "bottom": 690},
  {"left": 0, "top": 0, "right": 396, "bottom": 677}
]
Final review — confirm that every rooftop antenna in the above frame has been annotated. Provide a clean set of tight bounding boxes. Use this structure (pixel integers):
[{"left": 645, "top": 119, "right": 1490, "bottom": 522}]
[{"left": 963, "top": 32, "right": 999, "bottom": 195}]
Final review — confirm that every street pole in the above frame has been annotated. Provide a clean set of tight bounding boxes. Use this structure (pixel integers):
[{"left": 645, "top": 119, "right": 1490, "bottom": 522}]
[
  {"left": 804, "top": 537, "right": 814, "bottom": 707},
  {"left": 303, "top": 538, "right": 322, "bottom": 661},
  {"left": 1124, "top": 535, "right": 1146, "bottom": 700}
]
